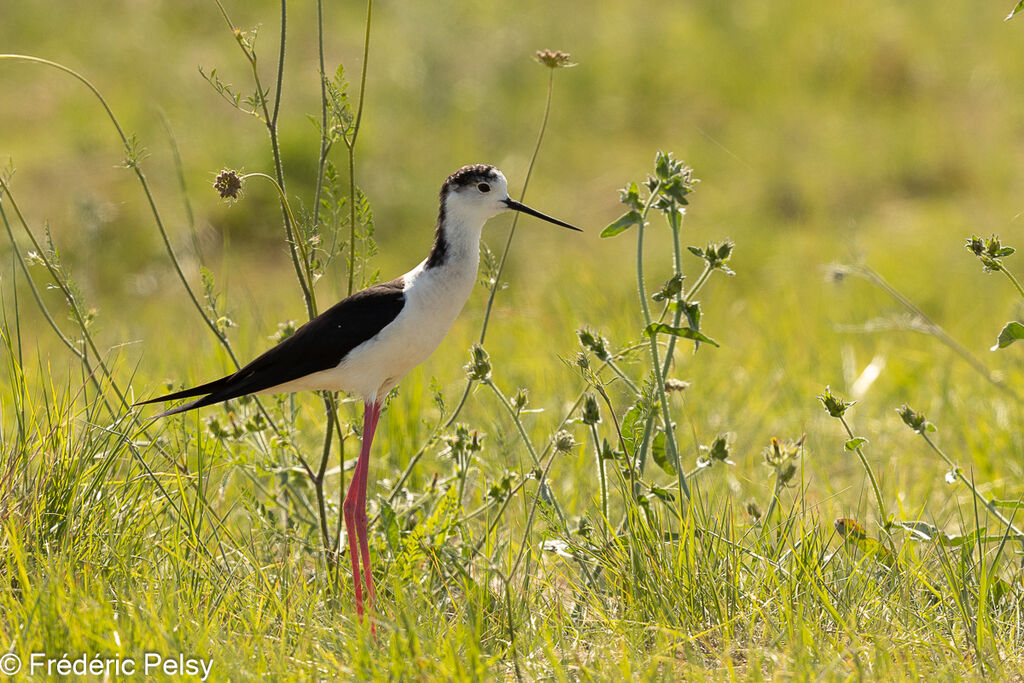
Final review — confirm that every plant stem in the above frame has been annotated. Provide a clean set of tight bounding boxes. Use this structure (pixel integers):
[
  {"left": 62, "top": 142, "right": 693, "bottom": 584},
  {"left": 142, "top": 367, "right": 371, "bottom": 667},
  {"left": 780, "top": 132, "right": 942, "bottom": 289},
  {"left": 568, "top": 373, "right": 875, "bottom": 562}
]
[
  {"left": 343, "top": 0, "right": 373, "bottom": 297},
  {"left": 634, "top": 186, "right": 691, "bottom": 505},
  {"left": 837, "top": 263, "right": 1016, "bottom": 399},
  {"left": 590, "top": 423, "right": 609, "bottom": 522},
  {"left": 483, "top": 378, "right": 567, "bottom": 528},
  {"left": 918, "top": 431, "right": 1024, "bottom": 548},
  {"left": 838, "top": 416, "right": 893, "bottom": 550},
  {"left": 445, "top": 67, "right": 558, "bottom": 428},
  {"left": 998, "top": 265, "right": 1024, "bottom": 301}
]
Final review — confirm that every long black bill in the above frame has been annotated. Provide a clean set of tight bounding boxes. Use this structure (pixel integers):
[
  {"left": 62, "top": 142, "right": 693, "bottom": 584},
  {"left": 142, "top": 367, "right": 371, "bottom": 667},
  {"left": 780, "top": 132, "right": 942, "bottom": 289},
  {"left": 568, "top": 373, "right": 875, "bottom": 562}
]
[{"left": 503, "top": 197, "right": 582, "bottom": 232}]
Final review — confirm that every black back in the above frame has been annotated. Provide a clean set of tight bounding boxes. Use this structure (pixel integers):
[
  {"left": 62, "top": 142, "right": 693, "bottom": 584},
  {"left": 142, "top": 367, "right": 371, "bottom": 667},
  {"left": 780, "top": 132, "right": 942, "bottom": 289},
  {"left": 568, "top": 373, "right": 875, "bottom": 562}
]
[{"left": 138, "top": 277, "right": 406, "bottom": 416}]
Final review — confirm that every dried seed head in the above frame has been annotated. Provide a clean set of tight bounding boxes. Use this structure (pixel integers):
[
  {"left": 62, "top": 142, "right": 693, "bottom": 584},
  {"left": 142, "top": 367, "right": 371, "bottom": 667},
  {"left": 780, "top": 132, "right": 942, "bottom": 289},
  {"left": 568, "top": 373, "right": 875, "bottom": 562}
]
[
  {"left": 554, "top": 429, "right": 577, "bottom": 454},
  {"left": 214, "top": 169, "right": 243, "bottom": 200},
  {"left": 534, "top": 49, "right": 576, "bottom": 69},
  {"left": 664, "top": 378, "right": 690, "bottom": 394}
]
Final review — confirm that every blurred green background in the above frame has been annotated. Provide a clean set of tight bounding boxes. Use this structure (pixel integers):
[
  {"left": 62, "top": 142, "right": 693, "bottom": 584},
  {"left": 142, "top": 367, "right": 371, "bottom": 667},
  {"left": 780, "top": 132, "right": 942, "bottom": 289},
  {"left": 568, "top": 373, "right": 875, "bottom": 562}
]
[{"left": 3, "top": 0, "right": 1023, "bottom": 512}]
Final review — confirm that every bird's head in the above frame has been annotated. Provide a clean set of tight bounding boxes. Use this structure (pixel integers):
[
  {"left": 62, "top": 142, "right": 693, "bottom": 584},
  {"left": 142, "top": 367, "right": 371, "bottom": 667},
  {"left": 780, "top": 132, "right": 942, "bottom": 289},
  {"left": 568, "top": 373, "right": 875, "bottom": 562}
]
[{"left": 440, "top": 164, "right": 580, "bottom": 231}]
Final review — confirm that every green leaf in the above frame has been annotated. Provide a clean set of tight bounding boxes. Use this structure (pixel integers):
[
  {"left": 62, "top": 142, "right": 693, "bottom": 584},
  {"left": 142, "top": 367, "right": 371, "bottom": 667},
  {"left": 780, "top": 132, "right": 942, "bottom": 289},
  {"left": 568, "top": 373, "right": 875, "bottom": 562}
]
[
  {"left": 644, "top": 322, "right": 719, "bottom": 347},
  {"left": 619, "top": 182, "right": 643, "bottom": 211},
  {"left": 991, "top": 321, "right": 1024, "bottom": 350},
  {"left": 655, "top": 153, "right": 672, "bottom": 181},
  {"left": 844, "top": 437, "right": 868, "bottom": 451},
  {"left": 601, "top": 210, "right": 642, "bottom": 238},
  {"left": 990, "top": 498, "right": 1024, "bottom": 509},
  {"left": 650, "top": 430, "right": 676, "bottom": 475},
  {"left": 687, "top": 246, "right": 704, "bottom": 258},
  {"left": 1008, "top": 1, "right": 1024, "bottom": 20},
  {"left": 620, "top": 400, "right": 647, "bottom": 457}
]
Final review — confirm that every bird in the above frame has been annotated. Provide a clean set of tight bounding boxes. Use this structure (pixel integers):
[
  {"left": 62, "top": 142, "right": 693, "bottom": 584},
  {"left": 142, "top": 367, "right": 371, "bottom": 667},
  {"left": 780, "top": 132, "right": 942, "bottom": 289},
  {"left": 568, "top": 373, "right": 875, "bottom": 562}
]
[{"left": 135, "top": 164, "right": 581, "bottom": 621}]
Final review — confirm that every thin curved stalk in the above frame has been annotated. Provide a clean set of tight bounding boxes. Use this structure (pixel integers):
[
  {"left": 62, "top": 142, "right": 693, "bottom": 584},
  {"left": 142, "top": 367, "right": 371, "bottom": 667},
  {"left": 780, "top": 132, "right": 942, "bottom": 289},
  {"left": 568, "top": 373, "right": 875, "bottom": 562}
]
[{"left": 445, "top": 67, "right": 558, "bottom": 428}]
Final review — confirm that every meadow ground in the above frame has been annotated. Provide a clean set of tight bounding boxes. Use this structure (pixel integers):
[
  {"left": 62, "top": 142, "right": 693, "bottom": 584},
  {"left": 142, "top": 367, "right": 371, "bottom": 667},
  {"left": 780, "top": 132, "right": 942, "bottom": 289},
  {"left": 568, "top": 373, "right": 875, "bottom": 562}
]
[{"left": 2, "top": 1, "right": 1024, "bottom": 680}]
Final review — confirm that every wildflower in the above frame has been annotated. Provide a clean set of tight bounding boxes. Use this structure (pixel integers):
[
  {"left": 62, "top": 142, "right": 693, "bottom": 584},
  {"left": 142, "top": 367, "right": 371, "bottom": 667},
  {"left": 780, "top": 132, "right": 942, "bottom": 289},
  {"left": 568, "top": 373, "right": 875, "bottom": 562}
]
[
  {"left": 214, "top": 169, "right": 243, "bottom": 200},
  {"left": 534, "top": 49, "right": 576, "bottom": 69}
]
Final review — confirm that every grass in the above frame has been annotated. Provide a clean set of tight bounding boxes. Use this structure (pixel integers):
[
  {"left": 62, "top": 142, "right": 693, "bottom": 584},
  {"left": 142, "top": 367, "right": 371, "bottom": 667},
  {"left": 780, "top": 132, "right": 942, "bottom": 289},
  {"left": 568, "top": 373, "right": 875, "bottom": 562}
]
[{"left": 3, "top": 0, "right": 1024, "bottom": 680}]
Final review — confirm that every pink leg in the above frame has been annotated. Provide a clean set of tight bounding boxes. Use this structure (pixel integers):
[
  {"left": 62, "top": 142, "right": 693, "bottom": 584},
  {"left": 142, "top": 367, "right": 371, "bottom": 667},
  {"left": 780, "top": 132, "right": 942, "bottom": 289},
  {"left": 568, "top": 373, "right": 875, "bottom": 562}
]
[
  {"left": 356, "top": 402, "right": 381, "bottom": 614},
  {"left": 342, "top": 401, "right": 380, "bottom": 622}
]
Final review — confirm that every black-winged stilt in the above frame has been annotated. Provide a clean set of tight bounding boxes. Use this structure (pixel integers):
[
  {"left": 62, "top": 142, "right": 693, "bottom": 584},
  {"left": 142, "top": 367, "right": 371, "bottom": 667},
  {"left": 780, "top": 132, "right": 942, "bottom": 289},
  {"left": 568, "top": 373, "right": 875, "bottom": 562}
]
[{"left": 136, "top": 164, "right": 580, "bottom": 620}]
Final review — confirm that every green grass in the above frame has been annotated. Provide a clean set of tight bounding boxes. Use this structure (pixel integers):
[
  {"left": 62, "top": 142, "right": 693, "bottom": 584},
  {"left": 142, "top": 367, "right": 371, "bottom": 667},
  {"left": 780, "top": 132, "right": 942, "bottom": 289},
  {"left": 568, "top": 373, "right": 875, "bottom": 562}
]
[{"left": 3, "top": 0, "right": 1024, "bottom": 680}]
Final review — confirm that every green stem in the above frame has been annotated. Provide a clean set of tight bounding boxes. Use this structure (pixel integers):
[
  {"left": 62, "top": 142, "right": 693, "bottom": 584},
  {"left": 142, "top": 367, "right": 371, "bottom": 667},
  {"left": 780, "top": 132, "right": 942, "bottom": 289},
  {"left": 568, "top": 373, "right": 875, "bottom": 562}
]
[
  {"left": 0, "top": 54, "right": 246, "bottom": 371},
  {"left": 343, "top": 0, "right": 373, "bottom": 296},
  {"left": 482, "top": 377, "right": 567, "bottom": 528},
  {"left": 998, "top": 265, "right": 1024, "bottom": 301},
  {"left": 445, "top": 67, "right": 558, "bottom": 429},
  {"left": 839, "top": 263, "right": 1015, "bottom": 399},
  {"left": 590, "top": 423, "right": 609, "bottom": 522},
  {"left": 838, "top": 416, "right": 893, "bottom": 549},
  {"left": 919, "top": 432, "right": 1024, "bottom": 548},
  {"left": 635, "top": 188, "right": 690, "bottom": 505}
]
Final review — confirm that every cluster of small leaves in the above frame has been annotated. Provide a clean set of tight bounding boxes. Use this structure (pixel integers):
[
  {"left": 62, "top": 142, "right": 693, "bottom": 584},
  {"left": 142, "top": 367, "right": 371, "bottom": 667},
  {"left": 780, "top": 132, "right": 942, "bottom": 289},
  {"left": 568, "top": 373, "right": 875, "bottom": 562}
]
[
  {"left": 464, "top": 344, "right": 491, "bottom": 381},
  {"left": 28, "top": 226, "right": 94, "bottom": 328},
  {"left": 200, "top": 266, "right": 235, "bottom": 337},
  {"left": 205, "top": 413, "right": 266, "bottom": 441},
  {"left": 479, "top": 242, "right": 505, "bottom": 291},
  {"left": 651, "top": 273, "right": 683, "bottom": 302},
  {"left": 687, "top": 240, "right": 735, "bottom": 275},
  {"left": 697, "top": 434, "right": 732, "bottom": 469},
  {"left": 601, "top": 152, "right": 698, "bottom": 238},
  {"left": 762, "top": 436, "right": 803, "bottom": 490},
  {"left": 271, "top": 319, "right": 297, "bottom": 344},
  {"left": 818, "top": 385, "right": 855, "bottom": 419},
  {"left": 118, "top": 134, "right": 149, "bottom": 170},
  {"left": 965, "top": 234, "right": 1015, "bottom": 273},
  {"left": 199, "top": 67, "right": 265, "bottom": 120},
  {"left": 577, "top": 328, "right": 611, "bottom": 362},
  {"left": 323, "top": 64, "right": 356, "bottom": 146},
  {"left": 486, "top": 473, "right": 515, "bottom": 503},
  {"left": 442, "top": 424, "right": 484, "bottom": 461},
  {"left": 896, "top": 404, "right": 936, "bottom": 434}
]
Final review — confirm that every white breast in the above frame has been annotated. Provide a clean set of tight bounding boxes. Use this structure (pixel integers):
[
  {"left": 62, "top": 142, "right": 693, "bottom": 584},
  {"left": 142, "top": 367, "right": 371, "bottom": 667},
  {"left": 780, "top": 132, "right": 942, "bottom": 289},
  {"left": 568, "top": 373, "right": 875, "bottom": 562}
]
[{"left": 268, "top": 250, "right": 479, "bottom": 402}]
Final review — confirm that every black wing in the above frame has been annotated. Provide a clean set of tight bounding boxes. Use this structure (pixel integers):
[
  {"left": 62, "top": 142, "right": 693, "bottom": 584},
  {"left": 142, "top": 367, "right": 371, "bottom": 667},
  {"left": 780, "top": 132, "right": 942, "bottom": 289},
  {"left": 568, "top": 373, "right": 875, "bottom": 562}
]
[{"left": 136, "top": 277, "right": 406, "bottom": 417}]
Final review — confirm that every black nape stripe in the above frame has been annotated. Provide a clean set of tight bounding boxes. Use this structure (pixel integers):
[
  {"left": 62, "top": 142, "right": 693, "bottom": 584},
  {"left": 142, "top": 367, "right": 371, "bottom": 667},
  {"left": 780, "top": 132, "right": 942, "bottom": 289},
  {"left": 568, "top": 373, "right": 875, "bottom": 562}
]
[
  {"left": 425, "top": 196, "right": 448, "bottom": 269},
  {"left": 425, "top": 164, "right": 499, "bottom": 270}
]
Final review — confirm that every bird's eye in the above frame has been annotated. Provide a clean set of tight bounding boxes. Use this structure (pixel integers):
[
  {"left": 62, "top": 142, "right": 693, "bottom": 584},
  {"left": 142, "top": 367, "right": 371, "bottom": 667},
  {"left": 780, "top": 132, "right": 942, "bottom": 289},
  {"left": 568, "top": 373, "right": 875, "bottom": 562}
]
[{"left": 477, "top": 182, "right": 491, "bottom": 193}]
